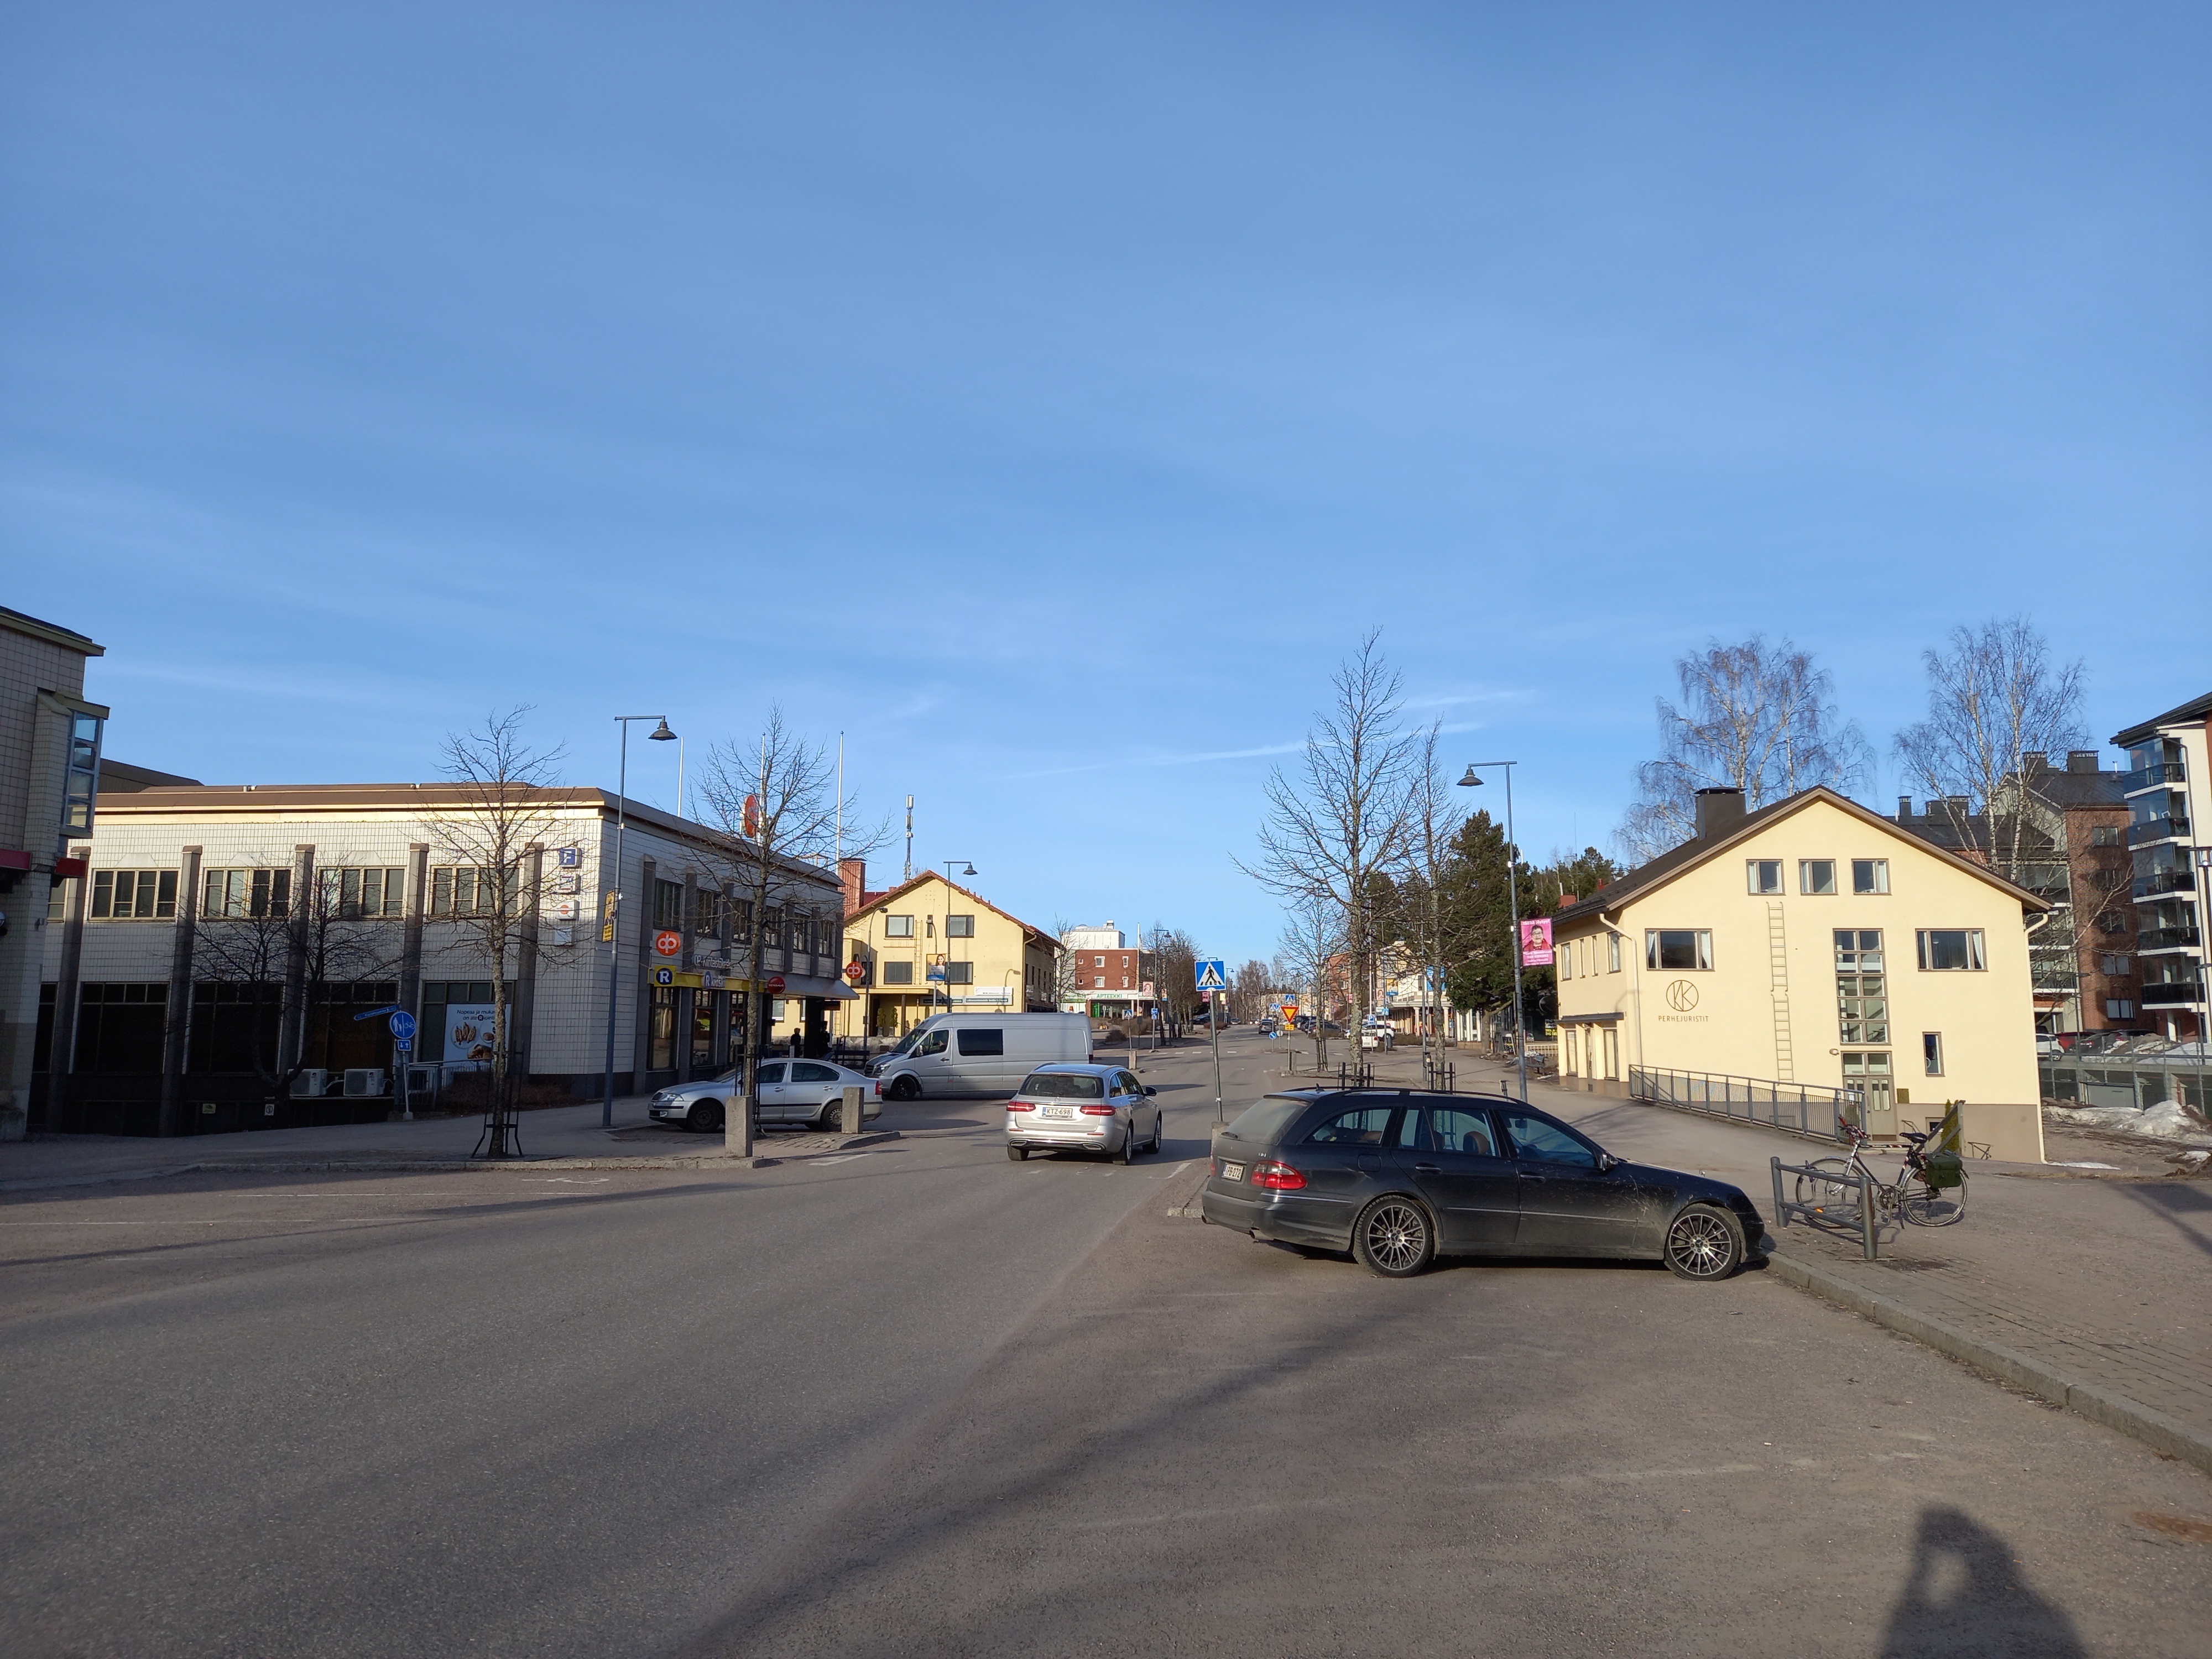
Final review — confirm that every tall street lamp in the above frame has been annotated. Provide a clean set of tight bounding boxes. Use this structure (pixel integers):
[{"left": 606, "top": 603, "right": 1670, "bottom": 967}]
[
  {"left": 939, "top": 860, "right": 976, "bottom": 1017},
  {"left": 601, "top": 715, "right": 677, "bottom": 1127},
  {"left": 1458, "top": 760, "right": 1528, "bottom": 1102}
]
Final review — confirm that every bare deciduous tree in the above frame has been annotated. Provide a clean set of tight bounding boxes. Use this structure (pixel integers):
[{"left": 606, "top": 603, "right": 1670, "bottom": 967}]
[
  {"left": 1392, "top": 721, "right": 1468, "bottom": 1077},
  {"left": 1240, "top": 632, "right": 1418, "bottom": 1044},
  {"left": 1272, "top": 898, "right": 1344, "bottom": 1070},
  {"left": 425, "top": 708, "right": 573, "bottom": 1156},
  {"left": 1619, "top": 636, "right": 1870, "bottom": 862},
  {"left": 1142, "top": 924, "right": 1202, "bottom": 1034},
  {"left": 1893, "top": 616, "right": 2088, "bottom": 886}
]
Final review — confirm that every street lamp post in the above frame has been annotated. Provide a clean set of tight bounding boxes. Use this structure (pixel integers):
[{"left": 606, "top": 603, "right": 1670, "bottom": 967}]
[
  {"left": 1458, "top": 760, "right": 1528, "bottom": 1102},
  {"left": 601, "top": 715, "right": 677, "bottom": 1128},
  {"left": 939, "top": 860, "right": 975, "bottom": 1018}
]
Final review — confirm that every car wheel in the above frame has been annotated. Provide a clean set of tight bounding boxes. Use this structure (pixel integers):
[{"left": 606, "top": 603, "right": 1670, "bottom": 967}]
[
  {"left": 1113, "top": 1128, "right": 1133, "bottom": 1165},
  {"left": 1663, "top": 1204, "right": 1745, "bottom": 1281},
  {"left": 1008, "top": 1145, "right": 1027, "bottom": 1161},
  {"left": 1352, "top": 1197, "right": 1433, "bottom": 1278},
  {"left": 886, "top": 1075, "right": 921, "bottom": 1102},
  {"left": 815, "top": 1097, "right": 843, "bottom": 1131},
  {"left": 1148, "top": 1114, "right": 1163, "bottom": 1154},
  {"left": 687, "top": 1099, "right": 725, "bottom": 1134}
]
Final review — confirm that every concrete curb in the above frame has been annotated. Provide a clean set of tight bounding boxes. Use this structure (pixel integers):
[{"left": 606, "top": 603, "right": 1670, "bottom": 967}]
[
  {"left": 1765, "top": 1248, "right": 2212, "bottom": 1477},
  {"left": 0, "top": 1131, "right": 902, "bottom": 1191},
  {"left": 1164, "top": 1160, "right": 1213, "bottom": 1218}
]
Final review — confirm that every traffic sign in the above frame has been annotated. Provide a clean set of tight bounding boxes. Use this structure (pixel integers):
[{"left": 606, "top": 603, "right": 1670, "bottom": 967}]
[
  {"left": 654, "top": 930, "right": 682, "bottom": 957},
  {"left": 388, "top": 1011, "right": 417, "bottom": 1044},
  {"left": 1194, "top": 959, "right": 1227, "bottom": 991},
  {"left": 765, "top": 975, "right": 786, "bottom": 993}
]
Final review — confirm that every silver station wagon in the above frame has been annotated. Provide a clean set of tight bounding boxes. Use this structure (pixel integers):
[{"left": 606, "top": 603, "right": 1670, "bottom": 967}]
[{"left": 1005, "top": 1062, "right": 1162, "bottom": 1164}]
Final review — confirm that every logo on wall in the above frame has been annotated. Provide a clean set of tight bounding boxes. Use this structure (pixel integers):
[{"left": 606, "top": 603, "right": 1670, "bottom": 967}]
[
  {"left": 654, "top": 930, "right": 682, "bottom": 957},
  {"left": 1666, "top": 979, "right": 1700, "bottom": 1013}
]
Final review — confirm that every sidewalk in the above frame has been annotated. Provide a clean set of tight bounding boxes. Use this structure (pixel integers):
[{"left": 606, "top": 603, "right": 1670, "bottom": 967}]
[
  {"left": 1348, "top": 1044, "right": 2212, "bottom": 1475},
  {"left": 0, "top": 1099, "right": 896, "bottom": 1191}
]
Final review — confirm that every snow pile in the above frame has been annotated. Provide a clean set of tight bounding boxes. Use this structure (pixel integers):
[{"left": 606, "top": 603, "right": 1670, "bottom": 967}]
[{"left": 2044, "top": 1100, "right": 2212, "bottom": 1145}]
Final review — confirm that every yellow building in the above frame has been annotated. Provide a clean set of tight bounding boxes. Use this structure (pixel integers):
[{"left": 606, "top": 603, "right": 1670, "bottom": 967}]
[
  {"left": 1552, "top": 786, "right": 2050, "bottom": 1161},
  {"left": 840, "top": 873, "right": 1062, "bottom": 1037}
]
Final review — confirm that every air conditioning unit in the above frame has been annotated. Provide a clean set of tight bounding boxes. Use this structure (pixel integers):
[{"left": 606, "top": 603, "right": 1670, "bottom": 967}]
[
  {"left": 290, "top": 1068, "right": 328, "bottom": 1098},
  {"left": 343, "top": 1068, "right": 387, "bottom": 1098}
]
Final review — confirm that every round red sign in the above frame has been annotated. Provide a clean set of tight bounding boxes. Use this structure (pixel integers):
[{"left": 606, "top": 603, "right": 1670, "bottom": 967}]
[
  {"left": 766, "top": 975, "right": 786, "bottom": 993},
  {"left": 843, "top": 961, "right": 866, "bottom": 984},
  {"left": 653, "top": 930, "right": 681, "bottom": 957}
]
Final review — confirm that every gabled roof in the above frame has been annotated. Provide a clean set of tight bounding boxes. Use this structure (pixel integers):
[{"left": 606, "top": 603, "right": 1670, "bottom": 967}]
[
  {"left": 843, "top": 870, "right": 1062, "bottom": 952},
  {"left": 2112, "top": 690, "right": 2212, "bottom": 749},
  {"left": 1553, "top": 786, "right": 2049, "bottom": 928}
]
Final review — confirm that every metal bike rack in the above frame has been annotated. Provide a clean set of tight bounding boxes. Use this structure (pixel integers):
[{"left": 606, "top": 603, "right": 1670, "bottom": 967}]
[{"left": 1772, "top": 1155, "right": 1879, "bottom": 1261}]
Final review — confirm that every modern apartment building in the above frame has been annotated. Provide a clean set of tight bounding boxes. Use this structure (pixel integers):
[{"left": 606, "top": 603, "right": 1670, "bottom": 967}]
[
  {"left": 34, "top": 781, "right": 849, "bottom": 1135},
  {"left": 0, "top": 607, "right": 106, "bottom": 1141},
  {"left": 1553, "top": 785, "right": 2048, "bottom": 1161},
  {"left": 2112, "top": 691, "right": 2212, "bottom": 1044}
]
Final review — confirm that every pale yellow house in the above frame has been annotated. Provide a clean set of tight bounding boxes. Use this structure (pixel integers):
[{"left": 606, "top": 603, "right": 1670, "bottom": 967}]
[
  {"left": 1552, "top": 786, "right": 2050, "bottom": 1161},
  {"left": 840, "top": 873, "right": 1062, "bottom": 1038}
]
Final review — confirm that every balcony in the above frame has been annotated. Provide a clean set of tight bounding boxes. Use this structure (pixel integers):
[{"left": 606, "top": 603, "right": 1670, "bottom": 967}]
[
  {"left": 2122, "top": 761, "right": 2187, "bottom": 792},
  {"left": 2139, "top": 926, "right": 2202, "bottom": 951},
  {"left": 2127, "top": 815, "right": 2191, "bottom": 847},
  {"left": 2140, "top": 980, "right": 2205, "bottom": 1008},
  {"left": 2135, "top": 870, "right": 2197, "bottom": 900}
]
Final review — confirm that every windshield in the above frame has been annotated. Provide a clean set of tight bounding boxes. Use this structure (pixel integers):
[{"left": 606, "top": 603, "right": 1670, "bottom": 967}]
[
  {"left": 1020, "top": 1071, "right": 1104, "bottom": 1099},
  {"left": 1221, "top": 1095, "right": 1310, "bottom": 1144},
  {"left": 883, "top": 1024, "right": 936, "bottom": 1060}
]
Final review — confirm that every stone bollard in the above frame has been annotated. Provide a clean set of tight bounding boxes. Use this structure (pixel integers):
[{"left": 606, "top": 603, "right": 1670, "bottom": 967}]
[{"left": 840, "top": 1084, "right": 863, "bottom": 1135}]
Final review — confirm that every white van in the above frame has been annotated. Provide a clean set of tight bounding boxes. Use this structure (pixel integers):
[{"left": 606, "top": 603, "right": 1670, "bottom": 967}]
[{"left": 869, "top": 1013, "right": 1092, "bottom": 1099}]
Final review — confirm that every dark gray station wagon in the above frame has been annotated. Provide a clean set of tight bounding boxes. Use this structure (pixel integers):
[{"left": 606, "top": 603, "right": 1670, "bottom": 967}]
[{"left": 1202, "top": 1089, "right": 1766, "bottom": 1280}]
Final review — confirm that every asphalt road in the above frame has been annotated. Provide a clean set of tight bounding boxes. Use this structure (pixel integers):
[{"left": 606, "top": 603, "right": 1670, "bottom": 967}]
[{"left": 3, "top": 1034, "right": 2207, "bottom": 1657}]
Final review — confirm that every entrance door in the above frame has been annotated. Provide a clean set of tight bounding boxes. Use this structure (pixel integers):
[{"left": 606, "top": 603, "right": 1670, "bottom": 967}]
[{"left": 1843, "top": 1051, "right": 1895, "bottom": 1136}]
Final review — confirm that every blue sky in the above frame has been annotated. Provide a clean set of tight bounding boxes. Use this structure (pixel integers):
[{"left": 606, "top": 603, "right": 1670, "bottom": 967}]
[{"left": 4, "top": 2, "right": 2207, "bottom": 964}]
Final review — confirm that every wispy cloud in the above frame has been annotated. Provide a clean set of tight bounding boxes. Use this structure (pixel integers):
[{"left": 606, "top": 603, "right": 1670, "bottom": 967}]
[{"left": 999, "top": 738, "right": 1305, "bottom": 780}]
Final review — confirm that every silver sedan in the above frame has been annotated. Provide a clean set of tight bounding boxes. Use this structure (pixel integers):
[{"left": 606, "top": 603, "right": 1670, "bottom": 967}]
[{"left": 1005, "top": 1062, "right": 1162, "bottom": 1164}]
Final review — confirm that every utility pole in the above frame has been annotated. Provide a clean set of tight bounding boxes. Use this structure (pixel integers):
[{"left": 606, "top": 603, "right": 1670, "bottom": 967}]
[{"left": 902, "top": 795, "right": 914, "bottom": 881}]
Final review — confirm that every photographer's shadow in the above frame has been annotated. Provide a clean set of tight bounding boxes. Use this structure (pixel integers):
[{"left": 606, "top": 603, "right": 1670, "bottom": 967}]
[{"left": 1881, "top": 1506, "right": 2084, "bottom": 1658}]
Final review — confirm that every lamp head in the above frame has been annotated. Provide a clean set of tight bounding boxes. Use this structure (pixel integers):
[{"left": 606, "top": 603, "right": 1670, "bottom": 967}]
[
  {"left": 648, "top": 719, "right": 677, "bottom": 742},
  {"left": 1457, "top": 766, "right": 1482, "bottom": 787},
  {"left": 959, "top": 862, "right": 977, "bottom": 876}
]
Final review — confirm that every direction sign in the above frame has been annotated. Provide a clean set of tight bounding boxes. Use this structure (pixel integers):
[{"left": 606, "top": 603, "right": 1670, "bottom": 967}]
[{"left": 1194, "top": 959, "right": 1227, "bottom": 991}]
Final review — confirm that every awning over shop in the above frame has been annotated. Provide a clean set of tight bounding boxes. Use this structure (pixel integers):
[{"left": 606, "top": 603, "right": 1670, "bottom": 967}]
[{"left": 646, "top": 968, "right": 858, "bottom": 1000}]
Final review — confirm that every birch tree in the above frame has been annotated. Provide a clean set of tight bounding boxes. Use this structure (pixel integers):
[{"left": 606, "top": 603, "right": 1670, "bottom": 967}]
[{"left": 1619, "top": 637, "right": 1870, "bottom": 862}]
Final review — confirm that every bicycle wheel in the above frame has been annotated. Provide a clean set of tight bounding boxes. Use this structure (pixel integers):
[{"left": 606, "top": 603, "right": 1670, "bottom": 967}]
[
  {"left": 1898, "top": 1176, "right": 1965, "bottom": 1227},
  {"left": 1794, "top": 1158, "right": 1860, "bottom": 1214}
]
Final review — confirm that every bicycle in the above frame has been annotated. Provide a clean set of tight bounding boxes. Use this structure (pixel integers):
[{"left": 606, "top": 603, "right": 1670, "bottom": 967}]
[{"left": 1793, "top": 1115, "right": 1967, "bottom": 1228}]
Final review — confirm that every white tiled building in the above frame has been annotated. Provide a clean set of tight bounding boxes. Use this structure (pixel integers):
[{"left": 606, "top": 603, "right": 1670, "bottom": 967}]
[{"left": 36, "top": 782, "right": 849, "bottom": 1136}]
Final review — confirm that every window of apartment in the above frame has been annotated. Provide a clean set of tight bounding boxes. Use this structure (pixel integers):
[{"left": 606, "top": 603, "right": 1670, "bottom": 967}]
[
  {"left": 881, "top": 961, "right": 914, "bottom": 984},
  {"left": 204, "top": 868, "right": 291, "bottom": 919},
  {"left": 2091, "top": 825, "right": 2122, "bottom": 847},
  {"left": 1559, "top": 943, "right": 1572, "bottom": 981},
  {"left": 2096, "top": 910, "right": 2130, "bottom": 937},
  {"left": 946, "top": 914, "right": 975, "bottom": 938},
  {"left": 1747, "top": 860, "right": 1783, "bottom": 895},
  {"left": 2106, "top": 998, "right": 2136, "bottom": 1020},
  {"left": 430, "top": 865, "right": 521, "bottom": 916},
  {"left": 884, "top": 914, "right": 915, "bottom": 938},
  {"left": 320, "top": 867, "right": 404, "bottom": 920},
  {"left": 1607, "top": 932, "right": 1621, "bottom": 973},
  {"left": 1922, "top": 1032, "right": 1943, "bottom": 1076},
  {"left": 1094, "top": 975, "right": 1107, "bottom": 988},
  {"left": 1645, "top": 930, "right": 1713, "bottom": 971},
  {"left": 1094, "top": 955, "right": 1107, "bottom": 968},
  {"left": 90, "top": 869, "right": 178, "bottom": 920},
  {"left": 1916, "top": 929, "right": 1987, "bottom": 972},
  {"left": 1835, "top": 931, "right": 1887, "bottom": 1045},
  {"left": 1851, "top": 859, "right": 1890, "bottom": 895},
  {"left": 2099, "top": 954, "right": 2133, "bottom": 978},
  {"left": 944, "top": 961, "right": 974, "bottom": 985},
  {"left": 1799, "top": 859, "right": 1837, "bottom": 895}
]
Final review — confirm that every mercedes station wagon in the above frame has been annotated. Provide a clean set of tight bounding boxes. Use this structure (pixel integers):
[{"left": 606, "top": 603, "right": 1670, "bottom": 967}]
[{"left": 1202, "top": 1089, "right": 1765, "bottom": 1280}]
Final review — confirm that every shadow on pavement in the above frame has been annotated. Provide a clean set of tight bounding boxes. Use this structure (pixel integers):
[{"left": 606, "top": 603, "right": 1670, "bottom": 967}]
[
  {"left": 2114, "top": 1181, "right": 2212, "bottom": 1262},
  {"left": 1879, "top": 1506, "right": 2084, "bottom": 1658}
]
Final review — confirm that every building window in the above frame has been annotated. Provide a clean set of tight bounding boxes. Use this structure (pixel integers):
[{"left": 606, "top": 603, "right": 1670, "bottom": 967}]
[
  {"left": 2099, "top": 954, "right": 2132, "bottom": 977},
  {"left": 946, "top": 915, "right": 975, "bottom": 938},
  {"left": 944, "top": 961, "right": 974, "bottom": 985},
  {"left": 2095, "top": 910, "right": 2130, "bottom": 936},
  {"left": 1095, "top": 955, "right": 1107, "bottom": 968},
  {"left": 430, "top": 866, "right": 521, "bottom": 916},
  {"left": 1835, "top": 931, "right": 1887, "bottom": 1045},
  {"left": 1851, "top": 859, "right": 1890, "bottom": 895},
  {"left": 885, "top": 914, "right": 915, "bottom": 938},
  {"left": 732, "top": 899, "right": 753, "bottom": 945},
  {"left": 653, "top": 879, "right": 684, "bottom": 929},
  {"left": 1922, "top": 1032, "right": 1943, "bottom": 1076},
  {"left": 320, "top": 867, "right": 404, "bottom": 919},
  {"left": 2105, "top": 998, "right": 2136, "bottom": 1020},
  {"left": 1747, "top": 860, "right": 1783, "bottom": 895},
  {"left": 1608, "top": 932, "right": 1621, "bottom": 973},
  {"left": 91, "top": 870, "right": 179, "bottom": 920},
  {"left": 882, "top": 961, "right": 914, "bottom": 984},
  {"left": 696, "top": 889, "right": 726, "bottom": 938},
  {"left": 1094, "top": 975, "right": 1106, "bottom": 988},
  {"left": 1799, "top": 860, "right": 1837, "bottom": 895},
  {"left": 2091, "top": 825, "right": 2122, "bottom": 847},
  {"left": 1645, "top": 930, "right": 1713, "bottom": 971},
  {"left": 1916, "top": 929, "right": 1987, "bottom": 972},
  {"left": 204, "top": 868, "right": 291, "bottom": 919}
]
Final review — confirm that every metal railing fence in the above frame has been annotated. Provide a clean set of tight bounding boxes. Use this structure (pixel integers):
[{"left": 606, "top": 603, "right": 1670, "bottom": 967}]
[{"left": 1630, "top": 1065, "right": 1860, "bottom": 1143}]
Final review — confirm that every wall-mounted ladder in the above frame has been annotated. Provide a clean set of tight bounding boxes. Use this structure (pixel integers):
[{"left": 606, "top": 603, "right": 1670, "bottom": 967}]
[{"left": 1767, "top": 900, "right": 1795, "bottom": 1082}]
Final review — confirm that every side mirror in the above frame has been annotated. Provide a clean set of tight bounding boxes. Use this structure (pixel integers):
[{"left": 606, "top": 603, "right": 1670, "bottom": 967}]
[
  {"left": 1597, "top": 1152, "right": 1620, "bottom": 1173},
  {"left": 1144, "top": 1086, "right": 1157, "bottom": 1097}
]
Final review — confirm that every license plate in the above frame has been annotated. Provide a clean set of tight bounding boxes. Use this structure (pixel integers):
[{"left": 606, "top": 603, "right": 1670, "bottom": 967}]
[
  {"left": 1042, "top": 1105, "right": 1072, "bottom": 1118},
  {"left": 1220, "top": 1161, "right": 1245, "bottom": 1182}
]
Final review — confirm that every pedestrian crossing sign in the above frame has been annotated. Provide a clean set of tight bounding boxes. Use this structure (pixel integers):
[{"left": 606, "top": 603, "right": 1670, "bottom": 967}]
[{"left": 1194, "top": 959, "right": 1227, "bottom": 991}]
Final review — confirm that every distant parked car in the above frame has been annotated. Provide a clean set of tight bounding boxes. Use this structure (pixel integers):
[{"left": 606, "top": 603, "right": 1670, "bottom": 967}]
[
  {"left": 1201, "top": 1089, "right": 1766, "bottom": 1281},
  {"left": 648, "top": 1060, "right": 881, "bottom": 1134},
  {"left": 1005, "top": 1063, "right": 1162, "bottom": 1165}
]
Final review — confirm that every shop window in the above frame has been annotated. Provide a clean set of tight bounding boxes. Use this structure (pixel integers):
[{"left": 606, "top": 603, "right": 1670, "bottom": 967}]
[
  {"left": 1747, "top": 860, "right": 1783, "bottom": 895},
  {"left": 1644, "top": 930, "right": 1712, "bottom": 971},
  {"left": 73, "top": 983, "right": 168, "bottom": 1073},
  {"left": 1851, "top": 859, "right": 1890, "bottom": 895},
  {"left": 91, "top": 869, "right": 178, "bottom": 920},
  {"left": 1916, "top": 930, "right": 1987, "bottom": 972},
  {"left": 649, "top": 987, "right": 676, "bottom": 1071},
  {"left": 1799, "top": 860, "right": 1837, "bottom": 895}
]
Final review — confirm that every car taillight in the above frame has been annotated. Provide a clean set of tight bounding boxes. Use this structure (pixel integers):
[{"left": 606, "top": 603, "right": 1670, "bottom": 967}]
[
  {"left": 1078, "top": 1104, "right": 1117, "bottom": 1116},
  {"left": 1007, "top": 1101, "right": 1031, "bottom": 1112},
  {"left": 1251, "top": 1160, "right": 1306, "bottom": 1190}
]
